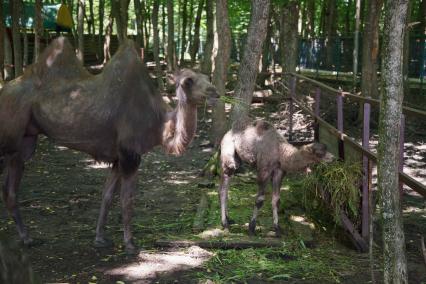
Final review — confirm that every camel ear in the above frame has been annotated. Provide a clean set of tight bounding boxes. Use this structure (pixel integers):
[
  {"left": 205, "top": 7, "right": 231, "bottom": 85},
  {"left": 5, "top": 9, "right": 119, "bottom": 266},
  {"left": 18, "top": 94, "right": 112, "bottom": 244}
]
[{"left": 166, "top": 72, "right": 176, "bottom": 85}]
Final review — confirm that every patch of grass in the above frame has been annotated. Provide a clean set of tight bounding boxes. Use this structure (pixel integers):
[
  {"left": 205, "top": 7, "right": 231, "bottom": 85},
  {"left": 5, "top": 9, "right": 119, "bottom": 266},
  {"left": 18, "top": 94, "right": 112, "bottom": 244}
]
[
  {"left": 196, "top": 241, "right": 359, "bottom": 283},
  {"left": 299, "top": 161, "right": 363, "bottom": 225}
]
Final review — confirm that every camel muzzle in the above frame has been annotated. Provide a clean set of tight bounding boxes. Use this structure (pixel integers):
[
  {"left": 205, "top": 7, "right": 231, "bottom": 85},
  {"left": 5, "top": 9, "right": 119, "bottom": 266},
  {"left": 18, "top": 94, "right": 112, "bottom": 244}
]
[{"left": 206, "top": 87, "right": 220, "bottom": 106}]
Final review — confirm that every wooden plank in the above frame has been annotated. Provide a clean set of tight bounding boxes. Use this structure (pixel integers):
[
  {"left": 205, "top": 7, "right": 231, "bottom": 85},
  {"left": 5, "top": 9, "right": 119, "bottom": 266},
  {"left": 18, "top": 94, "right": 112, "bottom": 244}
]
[{"left": 155, "top": 239, "right": 286, "bottom": 249}]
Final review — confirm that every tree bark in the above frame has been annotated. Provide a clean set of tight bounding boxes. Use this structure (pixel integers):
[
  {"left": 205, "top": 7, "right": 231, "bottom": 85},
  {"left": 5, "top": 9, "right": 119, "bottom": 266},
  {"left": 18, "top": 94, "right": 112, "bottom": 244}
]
[
  {"left": 134, "top": 0, "right": 145, "bottom": 48},
  {"left": 418, "top": 0, "right": 426, "bottom": 34},
  {"left": 201, "top": 0, "right": 214, "bottom": 75},
  {"left": 167, "top": 0, "right": 176, "bottom": 70},
  {"left": 0, "top": 0, "right": 4, "bottom": 81},
  {"left": 152, "top": 0, "right": 164, "bottom": 90},
  {"left": 211, "top": 0, "right": 231, "bottom": 146},
  {"left": 113, "top": 0, "right": 130, "bottom": 44},
  {"left": 402, "top": 2, "right": 412, "bottom": 97},
  {"left": 230, "top": 0, "right": 271, "bottom": 125},
  {"left": 280, "top": 1, "right": 299, "bottom": 84},
  {"left": 4, "top": 35, "right": 13, "bottom": 81},
  {"left": 379, "top": 1, "right": 409, "bottom": 283},
  {"left": 34, "top": 0, "right": 43, "bottom": 62},
  {"left": 361, "top": 0, "right": 383, "bottom": 99},
  {"left": 103, "top": 13, "right": 114, "bottom": 64},
  {"left": 187, "top": 0, "right": 194, "bottom": 55},
  {"left": 324, "top": 0, "right": 337, "bottom": 67},
  {"left": 88, "top": 0, "right": 95, "bottom": 34},
  {"left": 77, "top": 0, "right": 85, "bottom": 63},
  {"left": 190, "top": 0, "right": 205, "bottom": 65},
  {"left": 98, "top": 0, "right": 105, "bottom": 58},
  {"left": 11, "top": 0, "right": 23, "bottom": 77},
  {"left": 306, "top": 0, "right": 315, "bottom": 38},
  {"left": 352, "top": 0, "right": 361, "bottom": 90},
  {"left": 180, "top": 0, "right": 188, "bottom": 64},
  {"left": 23, "top": 32, "right": 28, "bottom": 67}
]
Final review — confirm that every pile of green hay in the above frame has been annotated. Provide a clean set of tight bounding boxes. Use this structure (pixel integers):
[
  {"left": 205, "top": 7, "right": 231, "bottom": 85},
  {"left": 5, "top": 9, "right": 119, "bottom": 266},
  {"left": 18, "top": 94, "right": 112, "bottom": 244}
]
[{"left": 300, "top": 161, "right": 363, "bottom": 225}]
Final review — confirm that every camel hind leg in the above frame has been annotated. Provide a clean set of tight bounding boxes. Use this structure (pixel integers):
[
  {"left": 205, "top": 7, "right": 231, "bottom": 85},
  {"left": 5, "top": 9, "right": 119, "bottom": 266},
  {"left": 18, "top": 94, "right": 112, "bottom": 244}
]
[
  {"left": 94, "top": 163, "right": 120, "bottom": 248},
  {"left": 248, "top": 170, "right": 271, "bottom": 235},
  {"left": 271, "top": 168, "right": 284, "bottom": 237}
]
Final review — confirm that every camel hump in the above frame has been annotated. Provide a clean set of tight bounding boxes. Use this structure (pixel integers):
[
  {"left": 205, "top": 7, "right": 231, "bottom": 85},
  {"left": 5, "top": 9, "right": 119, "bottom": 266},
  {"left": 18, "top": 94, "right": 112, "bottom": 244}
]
[{"left": 25, "top": 36, "right": 90, "bottom": 83}]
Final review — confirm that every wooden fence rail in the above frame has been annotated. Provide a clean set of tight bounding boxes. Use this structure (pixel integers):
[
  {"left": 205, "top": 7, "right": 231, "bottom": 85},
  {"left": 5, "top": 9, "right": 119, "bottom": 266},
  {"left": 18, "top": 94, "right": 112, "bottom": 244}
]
[{"left": 280, "top": 72, "right": 426, "bottom": 252}]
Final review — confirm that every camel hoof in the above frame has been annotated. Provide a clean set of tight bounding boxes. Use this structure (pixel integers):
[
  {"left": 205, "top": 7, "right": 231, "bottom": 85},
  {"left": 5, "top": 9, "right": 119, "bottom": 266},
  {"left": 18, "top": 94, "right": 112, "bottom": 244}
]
[
  {"left": 226, "top": 217, "right": 235, "bottom": 225},
  {"left": 248, "top": 221, "right": 256, "bottom": 236},
  {"left": 93, "top": 237, "right": 114, "bottom": 248},
  {"left": 274, "top": 226, "right": 282, "bottom": 238},
  {"left": 22, "top": 237, "right": 34, "bottom": 246},
  {"left": 124, "top": 242, "right": 138, "bottom": 256}
]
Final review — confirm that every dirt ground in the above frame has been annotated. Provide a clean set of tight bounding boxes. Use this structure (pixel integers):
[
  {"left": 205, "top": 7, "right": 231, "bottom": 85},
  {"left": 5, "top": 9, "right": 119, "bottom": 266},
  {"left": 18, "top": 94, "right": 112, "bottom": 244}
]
[{"left": 0, "top": 103, "right": 425, "bottom": 283}]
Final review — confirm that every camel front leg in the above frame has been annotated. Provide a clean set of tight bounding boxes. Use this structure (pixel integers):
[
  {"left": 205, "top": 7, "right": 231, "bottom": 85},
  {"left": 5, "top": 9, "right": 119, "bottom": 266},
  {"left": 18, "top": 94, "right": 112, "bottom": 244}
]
[
  {"left": 219, "top": 173, "right": 232, "bottom": 229},
  {"left": 2, "top": 155, "right": 31, "bottom": 244},
  {"left": 94, "top": 163, "right": 120, "bottom": 247},
  {"left": 271, "top": 169, "right": 284, "bottom": 237},
  {"left": 120, "top": 171, "right": 138, "bottom": 254}
]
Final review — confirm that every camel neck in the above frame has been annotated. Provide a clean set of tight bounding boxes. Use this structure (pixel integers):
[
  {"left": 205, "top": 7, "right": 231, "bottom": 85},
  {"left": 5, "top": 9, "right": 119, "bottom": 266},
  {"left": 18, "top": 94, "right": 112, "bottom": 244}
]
[{"left": 162, "top": 102, "right": 198, "bottom": 156}]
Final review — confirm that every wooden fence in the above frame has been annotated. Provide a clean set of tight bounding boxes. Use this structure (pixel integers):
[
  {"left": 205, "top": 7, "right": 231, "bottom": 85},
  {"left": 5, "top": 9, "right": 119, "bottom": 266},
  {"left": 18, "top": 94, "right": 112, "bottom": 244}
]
[{"left": 284, "top": 72, "right": 426, "bottom": 252}]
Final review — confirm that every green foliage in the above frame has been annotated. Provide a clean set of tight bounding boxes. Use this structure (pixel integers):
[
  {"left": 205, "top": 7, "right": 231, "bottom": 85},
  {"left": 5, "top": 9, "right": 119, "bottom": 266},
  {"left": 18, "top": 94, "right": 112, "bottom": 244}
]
[{"left": 300, "top": 161, "right": 363, "bottom": 225}]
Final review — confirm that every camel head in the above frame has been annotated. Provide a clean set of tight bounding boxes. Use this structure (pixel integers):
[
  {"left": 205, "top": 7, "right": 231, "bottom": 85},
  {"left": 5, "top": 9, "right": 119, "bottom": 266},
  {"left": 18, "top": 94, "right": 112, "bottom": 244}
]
[
  {"left": 301, "top": 142, "right": 334, "bottom": 165},
  {"left": 171, "top": 69, "right": 219, "bottom": 106}
]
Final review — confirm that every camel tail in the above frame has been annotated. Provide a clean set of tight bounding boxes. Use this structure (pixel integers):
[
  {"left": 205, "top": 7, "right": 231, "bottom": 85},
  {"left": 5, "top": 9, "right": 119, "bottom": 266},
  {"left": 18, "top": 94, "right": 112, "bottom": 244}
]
[{"left": 0, "top": 155, "right": 4, "bottom": 175}]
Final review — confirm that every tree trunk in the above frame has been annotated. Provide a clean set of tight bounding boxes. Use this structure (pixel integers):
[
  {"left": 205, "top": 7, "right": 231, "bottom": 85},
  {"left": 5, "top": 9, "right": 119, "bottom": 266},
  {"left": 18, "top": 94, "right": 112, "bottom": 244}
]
[
  {"left": 11, "top": 0, "right": 23, "bottom": 77},
  {"left": 379, "top": 1, "right": 409, "bottom": 283},
  {"left": 403, "top": 2, "right": 412, "bottom": 97},
  {"left": 4, "top": 35, "right": 13, "bottom": 81},
  {"left": 152, "top": 0, "right": 164, "bottom": 90},
  {"left": 211, "top": 0, "right": 231, "bottom": 146},
  {"left": 230, "top": 0, "right": 271, "bottom": 125},
  {"left": 361, "top": 0, "right": 383, "bottom": 99},
  {"left": 324, "top": 0, "right": 337, "bottom": 67},
  {"left": 77, "top": 0, "right": 85, "bottom": 63},
  {"left": 167, "top": 0, "right": 176, "bottom": 70},
  {"left": 88, "top": 0, "right": 95, "bottom": 34},
  {"left": 23, "top": 32, "right": 28, "bottom": 67},
  {"left": 142, "top": 1, "right": 150, "bottom": 51},
  {"left": 180, "top": 0, "right": 188, "bottom": 64},
  {"left": 352, "top": 0, "right": 361, "bottom": 90},
  {"left": 280, "top": 1, "right": 299, "bottom": 84},
  {"left": 345, "top": 0, "right": 353, "bottom": 35},
  {"left": 201, "top": 0, "right": 214, "bottom": 75},
  {"left": 187, "top": 0, "right": 195, "bottom": 54},
  {"left": 34, "top": 0, "right": 43, "bottom": 62},
  {"left": 190, "top": 0, "right": 204, "bottom": 65},
  {"left": 103, "top": 13, "right": 114, "bottom": 64},
  {"left": 134, "top": 0, "right": 145, "bottom": 48},
  {"left": 162, "top": 1, "right": 166, "bottom": 54},
  {"left": 306, "top": 0, "right": 315, "bottom": 38},
  {"left": 113, "top": 0, "right": 129, "bottom": 44},
  {"left": 0, "top": 0, "right": 4, "bottom": 81},
  {"left": 418, "top": 0, "right": 426, "bottom": 34},
  {"left": 98, "top": 0, "right": 105, "bottom": 59}
]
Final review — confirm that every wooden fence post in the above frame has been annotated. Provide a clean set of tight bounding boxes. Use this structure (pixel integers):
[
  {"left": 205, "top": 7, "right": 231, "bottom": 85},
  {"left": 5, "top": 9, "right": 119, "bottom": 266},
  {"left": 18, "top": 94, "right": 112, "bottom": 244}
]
[
  {"left": 337, "top": 91, "right": 344, "bottom": 160},
  {"left": 314, "top": 87, "right": 321, "bottom": 141},
  {"left": 362, "top": 102, "right": 371, "bottom": 240},
  {"left": 399, "top": 114, "right": 405, "bottom": 195},
  {"left": 289, "top": 76, "right": 296, "bottom": 142}
]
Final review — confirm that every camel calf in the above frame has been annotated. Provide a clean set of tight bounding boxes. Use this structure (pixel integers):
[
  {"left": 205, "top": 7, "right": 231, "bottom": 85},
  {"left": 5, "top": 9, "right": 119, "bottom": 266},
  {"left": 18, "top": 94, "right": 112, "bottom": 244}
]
[{"left": 219, "top": 120, "right": 332, "bottom": 236}]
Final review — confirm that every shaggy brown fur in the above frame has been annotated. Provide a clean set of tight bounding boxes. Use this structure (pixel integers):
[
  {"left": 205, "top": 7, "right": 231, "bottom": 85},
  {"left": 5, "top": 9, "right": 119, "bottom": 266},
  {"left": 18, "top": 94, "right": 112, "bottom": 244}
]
[
  {"left": 0, "top": 37, "right": 218, "bottom": 253},
  {"left": 219, "top": 120, "right": 332, "bottom": 236}
]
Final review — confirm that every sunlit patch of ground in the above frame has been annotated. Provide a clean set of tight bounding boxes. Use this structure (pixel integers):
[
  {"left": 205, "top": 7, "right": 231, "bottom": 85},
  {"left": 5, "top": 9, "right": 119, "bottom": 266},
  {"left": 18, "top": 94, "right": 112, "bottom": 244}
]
[{"left": 106, "top": 246, "right": 213, "bottom": 281}]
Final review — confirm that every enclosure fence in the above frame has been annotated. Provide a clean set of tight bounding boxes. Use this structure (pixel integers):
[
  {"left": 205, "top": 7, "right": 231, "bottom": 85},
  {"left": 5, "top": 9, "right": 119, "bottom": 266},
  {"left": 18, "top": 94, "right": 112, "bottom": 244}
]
[{"left": 281, "top": 72, "right": 426, "bottom": 252}]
